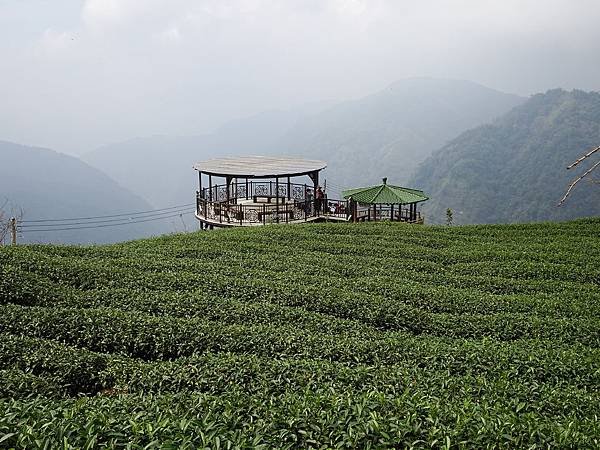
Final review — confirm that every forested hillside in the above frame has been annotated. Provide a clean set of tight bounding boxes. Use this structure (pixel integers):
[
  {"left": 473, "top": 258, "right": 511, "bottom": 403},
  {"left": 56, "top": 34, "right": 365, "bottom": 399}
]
[
  {"left": 0, "top": 220, "right": 599, "bottom": 447},
  {"left": 411, "top": 89, "right": 600, "bottom": 224},
  {"left": 0, "top": 141, "right": 167, "bottom": 244}
]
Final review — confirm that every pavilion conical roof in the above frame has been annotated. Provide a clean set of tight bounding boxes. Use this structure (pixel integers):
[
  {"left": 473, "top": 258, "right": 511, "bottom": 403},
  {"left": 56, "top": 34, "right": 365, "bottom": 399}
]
[{"left": 342, "top": 178, "right": 429, "bottom": 204}]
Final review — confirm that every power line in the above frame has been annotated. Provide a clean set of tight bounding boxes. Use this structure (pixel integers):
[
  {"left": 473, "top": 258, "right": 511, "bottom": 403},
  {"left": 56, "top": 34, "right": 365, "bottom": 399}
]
[
  {"left": 19, "top": 212, "right": 193, "bottom": 233},
  {"left": 20, "top": 203, "right": 195, "bottom": 223},
  {"left": 324, "top": 179, "right": 350, "bottom": 191},
  {"left": 18, "top": 207, "right": 192, "bottom": 228}
]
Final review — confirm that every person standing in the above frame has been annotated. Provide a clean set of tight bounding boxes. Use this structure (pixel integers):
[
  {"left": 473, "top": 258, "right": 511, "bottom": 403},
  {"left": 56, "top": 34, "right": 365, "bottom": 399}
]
[
  {"left": 315, "top": 186, "right": 324, "bottom": 214},
  {"left": 305, "top": 187, "right": 313, "bottom": 214}
]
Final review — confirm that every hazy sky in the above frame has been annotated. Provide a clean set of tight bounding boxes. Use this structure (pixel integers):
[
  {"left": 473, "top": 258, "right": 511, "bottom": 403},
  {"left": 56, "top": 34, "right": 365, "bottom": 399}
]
[{"left": 2, "top": 0, "right": 600, "bottom": 154}]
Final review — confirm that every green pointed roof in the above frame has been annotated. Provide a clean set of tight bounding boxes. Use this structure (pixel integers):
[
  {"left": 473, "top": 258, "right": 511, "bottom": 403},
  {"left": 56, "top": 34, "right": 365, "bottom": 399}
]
[{"left": 343, "top": 178, "right": 429, "bottom": 204}]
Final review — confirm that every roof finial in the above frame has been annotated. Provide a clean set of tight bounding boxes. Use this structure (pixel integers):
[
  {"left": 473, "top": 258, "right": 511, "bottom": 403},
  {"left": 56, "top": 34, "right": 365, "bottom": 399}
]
[{"left": 382, "top": 177, "right": 387, "bottom": 185}]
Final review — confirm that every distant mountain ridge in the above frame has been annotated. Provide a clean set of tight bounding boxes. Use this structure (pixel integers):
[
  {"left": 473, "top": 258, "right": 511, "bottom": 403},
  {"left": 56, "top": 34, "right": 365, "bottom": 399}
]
[
  {"left": 277, "top": 78, "right": 524, "bottom": 190},
  {"left": 0, "top": 141, "right": 168, "bottom": 244},
  {"left": 410, "top": 89, "right": 600, "bottom": 224},
  {"left": 84, "top": 78, "right": 523, "bottom": 207}
]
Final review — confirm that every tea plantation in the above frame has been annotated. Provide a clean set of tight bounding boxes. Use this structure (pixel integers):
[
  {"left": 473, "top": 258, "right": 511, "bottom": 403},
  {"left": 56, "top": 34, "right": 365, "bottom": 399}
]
[{"left": 0, "top": 219, "right": 599, "bottom": 448}]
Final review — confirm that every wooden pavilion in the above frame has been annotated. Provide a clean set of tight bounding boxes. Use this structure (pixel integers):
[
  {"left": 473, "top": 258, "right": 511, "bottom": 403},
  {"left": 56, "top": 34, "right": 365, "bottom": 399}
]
[
  {"left": 343, "top": 178, "right": 428, "bottom": 223},
  {"left": 193, "top": 156, "right": 351, "bottom": 228}
]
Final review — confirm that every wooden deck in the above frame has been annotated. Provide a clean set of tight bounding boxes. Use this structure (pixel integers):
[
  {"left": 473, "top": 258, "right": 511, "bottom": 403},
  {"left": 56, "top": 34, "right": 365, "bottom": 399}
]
[{"left": 195, "top": 211, "right": 350, "bottom": 228}]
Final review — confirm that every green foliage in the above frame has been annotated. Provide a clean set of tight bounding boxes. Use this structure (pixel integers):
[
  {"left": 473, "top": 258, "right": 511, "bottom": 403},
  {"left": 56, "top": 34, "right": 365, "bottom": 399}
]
[
  {"left": 412, "top": 89, "right": 600, "bottom": 225},
  {"left": 0, "top": 220, "right": 599, "bottom": 448}
]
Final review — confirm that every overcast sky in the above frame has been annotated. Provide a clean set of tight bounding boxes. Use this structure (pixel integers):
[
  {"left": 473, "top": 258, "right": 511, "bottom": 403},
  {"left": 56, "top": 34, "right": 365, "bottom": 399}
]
[{"left": 2, "top": 0, "right": 600, "bottom": 154}]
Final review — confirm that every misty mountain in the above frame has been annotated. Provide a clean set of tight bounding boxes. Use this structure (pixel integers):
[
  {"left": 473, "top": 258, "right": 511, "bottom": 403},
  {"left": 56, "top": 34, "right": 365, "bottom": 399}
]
[
  {"left": 82, "top": 109, "right": 312, "bottom": 209},
  {"left": 410, "top": 89, "right": 600, "bottom": 225},
  {"left": 84, "top": 78, "right": 522, "bottom": 207},
  {"left": 277, "top": 78, "right": 524, "bottom": 193},
  {"left": 0, "top": 141, "right": 170, "bottom": 244}
]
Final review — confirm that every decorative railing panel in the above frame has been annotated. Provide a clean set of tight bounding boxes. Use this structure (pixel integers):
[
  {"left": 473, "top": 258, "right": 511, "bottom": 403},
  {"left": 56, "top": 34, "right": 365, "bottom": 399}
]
[
  {"left": 292, "top": 185, "right": 305, "bottom": 200},
  {"left": 254, "top": 183, "right": 269, "bottom": 197},
  {"left": 196, "top": 194, "right": 350, "bottom": 227},
  {"left": 235, "top": 185, "right": 247, "bottom": 200},
  {"left": 203, "top": 182, "right": 315, "bottom": 203}
]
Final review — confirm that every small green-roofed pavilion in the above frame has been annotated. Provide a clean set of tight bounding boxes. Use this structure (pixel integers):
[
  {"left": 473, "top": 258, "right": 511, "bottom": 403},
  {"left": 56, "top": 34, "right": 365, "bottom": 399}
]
[{"left": 343, "top": 178, "right": 428, "bottom": 223}]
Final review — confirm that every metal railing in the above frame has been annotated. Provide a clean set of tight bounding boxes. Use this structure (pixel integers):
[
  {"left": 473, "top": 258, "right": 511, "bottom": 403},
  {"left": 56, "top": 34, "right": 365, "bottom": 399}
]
[
  {"left": 196, "top": 182, "right": 424, "bottom": 226},
  {"left": 354, "top": 205, "right": 423, "bottom": 223},
  {"left": 200, "top": 181, "right": 311, "bottom": 204},
  {"left": 196, "top": 194, "right": 351, "bottom": 226}
]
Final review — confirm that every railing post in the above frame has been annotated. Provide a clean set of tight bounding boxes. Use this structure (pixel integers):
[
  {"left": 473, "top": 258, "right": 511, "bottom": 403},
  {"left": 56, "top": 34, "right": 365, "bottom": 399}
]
[{"left": 262, "top": 204, "right": 266, "bottom": 225}]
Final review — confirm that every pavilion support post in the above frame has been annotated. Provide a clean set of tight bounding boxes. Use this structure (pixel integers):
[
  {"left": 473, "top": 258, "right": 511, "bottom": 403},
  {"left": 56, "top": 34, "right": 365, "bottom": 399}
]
[
  {"left": 312, "top": 171, "right": 319, "bottom": 192},
  {"left": 308, "top": 171, "right": 319, "bottom": 217},
  {"left": 208, "top": 175, "right": 213, "bottom": 201},
  {"left": 226, "top": 176, "right": 231, "bottom": 204},
  {"left": 275, "top": 177, "right": 280, "bottom": 223},
  {"left": 198, "top": 172, "right": 202, "bottom": 195}
]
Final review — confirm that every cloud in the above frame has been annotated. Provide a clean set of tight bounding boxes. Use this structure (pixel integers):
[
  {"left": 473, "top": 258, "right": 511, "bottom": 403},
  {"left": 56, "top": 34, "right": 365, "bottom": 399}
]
[
  {"left": 36, "top": 28, "right": 75, "bottom": 56},
  {"left": 157, "top": 26, "right": 182, "bottom": 43},
  {"left": 81, "top": 0, "right": 123, "bottom": 28},
  {"left": 1, "top": 0, "right": 600, "bottom": 154}
]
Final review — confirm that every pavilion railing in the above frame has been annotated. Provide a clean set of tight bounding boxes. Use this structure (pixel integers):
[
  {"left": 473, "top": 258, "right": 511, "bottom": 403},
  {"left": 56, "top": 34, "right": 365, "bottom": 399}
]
[
  {"left": 196, "top": 183, "right": 424, "bottom": 225},
  {"left": 200, "top": 181, "right": 311, "bottom": 204},
  {"left": 196, "top": 193, "right": 351, "bottom": 226},
  {"left": 354, "top": 205, "right": 423, "bottom": 223}
]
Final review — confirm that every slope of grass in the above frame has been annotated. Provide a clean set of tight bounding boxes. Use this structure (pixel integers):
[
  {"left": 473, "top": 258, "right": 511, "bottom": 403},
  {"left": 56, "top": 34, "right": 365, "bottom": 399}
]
[{"left": 0, "top": 219, "right": 599, "bottom": 448}]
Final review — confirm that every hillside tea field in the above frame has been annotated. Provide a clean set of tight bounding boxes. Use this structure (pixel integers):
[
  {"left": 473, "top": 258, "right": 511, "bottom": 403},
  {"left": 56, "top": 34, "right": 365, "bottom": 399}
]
[{"left": 0, "top": 219, "right": 599, "bottom": 448}]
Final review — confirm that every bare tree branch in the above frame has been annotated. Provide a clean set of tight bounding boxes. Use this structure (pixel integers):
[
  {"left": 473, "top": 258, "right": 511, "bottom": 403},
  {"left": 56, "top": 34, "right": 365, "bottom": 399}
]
[
  {"left": 566, "top": 145, "right": 600, "bottom": 169},
  {"left": 558, "top": 158, "right": 600, "bottom": 206}
]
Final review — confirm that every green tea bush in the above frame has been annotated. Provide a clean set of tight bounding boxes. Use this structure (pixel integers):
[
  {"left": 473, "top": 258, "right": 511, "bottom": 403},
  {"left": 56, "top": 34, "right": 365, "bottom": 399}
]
[{"left": 1, "top": 219, "right": 599, "bottom": 448}]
